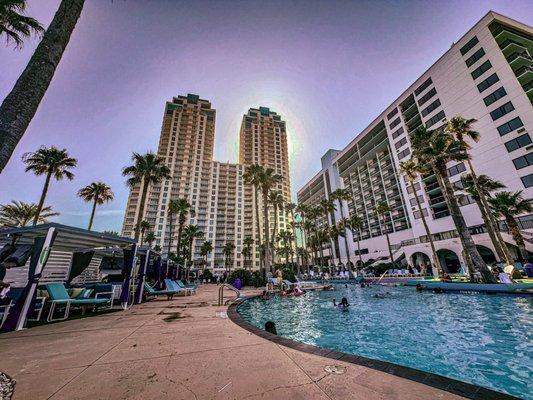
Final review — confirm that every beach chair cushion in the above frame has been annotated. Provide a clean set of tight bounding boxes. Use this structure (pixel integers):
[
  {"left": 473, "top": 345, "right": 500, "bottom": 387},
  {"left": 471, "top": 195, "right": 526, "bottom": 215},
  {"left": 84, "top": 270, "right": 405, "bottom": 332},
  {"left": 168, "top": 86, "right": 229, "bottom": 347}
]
[
  {"left": 145, "top": 282, "right": 176, "bottom": 295},
  {"left": 77, "top": 288, "right": 93, "bottom": 299},
  {"left": 46, "top": 283, "right": 72, "bottom": 301}
]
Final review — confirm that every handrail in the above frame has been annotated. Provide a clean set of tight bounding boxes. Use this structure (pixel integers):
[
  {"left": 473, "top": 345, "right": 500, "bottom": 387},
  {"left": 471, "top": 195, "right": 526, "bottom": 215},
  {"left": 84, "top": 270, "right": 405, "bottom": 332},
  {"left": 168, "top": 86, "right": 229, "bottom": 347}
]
[{"left": 218, "top": 283, "right": 240, "bottom": 306}]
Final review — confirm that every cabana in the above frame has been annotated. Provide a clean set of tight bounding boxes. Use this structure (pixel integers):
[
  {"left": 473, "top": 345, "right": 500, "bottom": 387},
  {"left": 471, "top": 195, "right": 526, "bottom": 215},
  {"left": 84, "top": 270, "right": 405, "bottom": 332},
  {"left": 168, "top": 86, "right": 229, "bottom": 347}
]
[{"left": 0, "top": 223, "right": 159, "bottom": 332}]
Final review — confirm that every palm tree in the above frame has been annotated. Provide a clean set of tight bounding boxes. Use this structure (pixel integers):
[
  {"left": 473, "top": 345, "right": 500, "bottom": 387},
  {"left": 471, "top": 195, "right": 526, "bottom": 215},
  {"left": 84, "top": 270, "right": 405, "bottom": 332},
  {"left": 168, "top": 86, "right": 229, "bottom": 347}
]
[
  {"left": 330, "top": 188, "right": 353, "bottom": 266},
  {"left": 138, "top": 220, "right": 150, "bottom": 244},
  {"left": 122, "top": 152, "right": 171, "bottom": 242},
  {"left": 278, "top": 229, "right": 293, "bottom": 269},
  {"left": 410, "top": 126, "right": 494, "bottom": 283},
  {"left": 319, "top": 199, "right": 336, "bottom": 264},
  {"left": 22, "top": 146, "right": 77, "bottom": 225},
  {"left": 375, "top": 201, "right": 395, "bottom": 267},
  {"left": 328, "top": 224, "right": 343, "bottom": 265},
  {"left": 223, "top": 241, "right": 236, "bottom": 274},
  {"left": 1, "top": 0, "right": 44, "bottom": 47},
  {"left": 0, "top": 0, "right": 85, "bottom": 173},
  {"left": 285, "top": 203, "right": 301, "bottom": 275},
  {"left": 0, "top": 200, "right": 57, "bottom": 227},
  {"left": 259, "top": 167, "right": 282, "bottom": 274},
  {"left": 200, "top": 240, "right": 213, "bottom": 271},
  {"left": 399, "top": 159, "right": 442, "bottom": 276},
  {"left": 183, "top": 224, "right": 203, "bottom": 279},
  {"left": 173, "top": 198, "right": 194, "bottom": 263},
  {"left": 165, "top": 199, "right": 180, "bottom": 258},
  {"left": 77, "top": 181, "right": 114, "bottom": 230},
  {"left": 461, "top": 174, "right": 513, "bottom": 264},
  {"left": 268, "top": 190, "right": 284, "bottom": 261},
  {"left": 489, "top": 191, "right": 532, "bottom": 260},
  {"left": 345, "top": 214, "right": 363, "bottom": 268},
  {"left": 303, "top": 220, "right": 315, "bottom": 264},
  {"left": 446, "top": 116, "right": 509, "bottom": 266},
  {"left": 145, "top": 232, "right": 156, "bottom": 248},
  {"left": 242, "top": 237, "right": 254, "bottom": 270},
  {"left": 243, "top": 164, "right": 263, "bottom": 270}
]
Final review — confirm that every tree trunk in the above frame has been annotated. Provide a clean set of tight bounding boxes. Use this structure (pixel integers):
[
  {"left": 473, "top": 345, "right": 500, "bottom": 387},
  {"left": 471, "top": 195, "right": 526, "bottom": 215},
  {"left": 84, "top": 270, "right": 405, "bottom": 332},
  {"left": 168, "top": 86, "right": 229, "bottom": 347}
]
[
  {"left": 262, "top": 189, "right": 271, "bottom": 274},
  {"left": 338, "top": 203, "right": 351, "bottom": 267},
  {"left": 506, "top": 215, "right": 528, "bottom": 260},
  {"left": 410, "top": 180, "right": 442, "bottom": 276},
  {"left": 254, "top": 185, "right": 263, "bottom": 275},
  {"left": 134, "top": 179, "right": 149, "bottom": 241},
  {"left": 434, "top": 164, "right": 495, "bottom": 283},
  {"left": 466, "top": 159, "right": 512, "bottom": 264},
  {"left": 0, "top": 0, "right": 85, "bottom": 172},
  {"left": 357, "top": 231, "right": 363, "bottom": 269},
  {"left": 33, "top": 172, "right": 52, "bottom": 225},
  {"left": 167, "top": 217, "right": 174, "bottom": 258},
  {"left": 176, "top": 217, "right": 185, "bottom": 264},
  {"left": 88, "top": 198, "right": 97, "bottom": 230},
  {"left": 271, "top": 205, "right": 278, "bottom": 264},
  {"left": 290, "top": 210, "right": 301, "bottom": 275}
]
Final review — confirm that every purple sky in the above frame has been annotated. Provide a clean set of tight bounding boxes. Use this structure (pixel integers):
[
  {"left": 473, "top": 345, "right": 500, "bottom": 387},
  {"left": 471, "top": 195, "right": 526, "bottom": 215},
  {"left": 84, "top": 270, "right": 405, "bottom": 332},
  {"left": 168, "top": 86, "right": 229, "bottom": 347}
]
[{"left": 1, "top": 0, "right": 531, "bottom": 232}]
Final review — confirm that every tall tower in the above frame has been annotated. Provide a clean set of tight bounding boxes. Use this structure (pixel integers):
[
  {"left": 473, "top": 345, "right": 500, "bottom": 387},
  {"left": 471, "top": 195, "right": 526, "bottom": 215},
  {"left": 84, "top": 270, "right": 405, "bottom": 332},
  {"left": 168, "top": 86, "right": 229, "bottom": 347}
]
[
  {"left": 122, "top": 94, "right": 215, "bottom": 260},
  {"left": 239, "top": 107, "right": 292, "bottom": 253}
]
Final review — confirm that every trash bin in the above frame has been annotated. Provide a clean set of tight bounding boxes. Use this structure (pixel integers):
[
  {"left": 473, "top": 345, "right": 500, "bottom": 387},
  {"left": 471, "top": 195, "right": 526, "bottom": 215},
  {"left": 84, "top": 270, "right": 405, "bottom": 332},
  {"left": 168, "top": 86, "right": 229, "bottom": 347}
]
[
  {"left": 233, "top": 278, "right": 242, "bottom": 290},
  {"left": 524, "top": 264, "right": 533, "bottom": 278}
]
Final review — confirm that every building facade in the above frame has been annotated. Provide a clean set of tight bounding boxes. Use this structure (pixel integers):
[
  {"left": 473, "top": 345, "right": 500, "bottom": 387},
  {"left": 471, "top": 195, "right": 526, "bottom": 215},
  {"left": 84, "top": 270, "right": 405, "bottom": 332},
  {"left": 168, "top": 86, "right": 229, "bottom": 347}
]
[
  {"left": 122, "top": 97, "right": 291, "bottom": 271},
  {"left": 297, "top": 12, "right": 533, "bottom": 271},
  {"left": 239, "top": 107, "right": 292, "bottom": 266}
]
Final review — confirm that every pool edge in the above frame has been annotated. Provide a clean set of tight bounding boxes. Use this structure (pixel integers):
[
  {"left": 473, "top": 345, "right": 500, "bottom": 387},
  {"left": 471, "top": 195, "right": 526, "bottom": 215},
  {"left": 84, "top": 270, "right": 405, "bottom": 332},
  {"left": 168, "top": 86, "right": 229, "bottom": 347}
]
[{"left": 227, "top": 297, "right": 522, "bottom": 400}]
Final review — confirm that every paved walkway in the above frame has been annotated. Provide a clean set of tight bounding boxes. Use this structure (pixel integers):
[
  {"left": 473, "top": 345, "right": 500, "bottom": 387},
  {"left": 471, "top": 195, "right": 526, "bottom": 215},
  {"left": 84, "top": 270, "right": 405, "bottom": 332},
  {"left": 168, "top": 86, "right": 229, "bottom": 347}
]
[{"left": 0, "top": 285, "right": 466, "bottom": 400}]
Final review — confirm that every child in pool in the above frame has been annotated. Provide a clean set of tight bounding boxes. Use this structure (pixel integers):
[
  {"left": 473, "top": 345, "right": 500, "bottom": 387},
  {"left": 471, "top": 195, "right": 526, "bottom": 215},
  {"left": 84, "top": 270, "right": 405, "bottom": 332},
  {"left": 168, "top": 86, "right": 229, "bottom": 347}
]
[{"left": 333, "top": 297, "right": 349, "bottom": 308}]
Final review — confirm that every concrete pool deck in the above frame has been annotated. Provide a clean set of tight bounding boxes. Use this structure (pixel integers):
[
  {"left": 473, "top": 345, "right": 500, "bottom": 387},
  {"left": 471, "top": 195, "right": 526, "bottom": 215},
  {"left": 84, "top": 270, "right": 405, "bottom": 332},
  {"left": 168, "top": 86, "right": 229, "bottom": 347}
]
[{"left": 0, "top": 285, "right": 492, "bottom": 399}]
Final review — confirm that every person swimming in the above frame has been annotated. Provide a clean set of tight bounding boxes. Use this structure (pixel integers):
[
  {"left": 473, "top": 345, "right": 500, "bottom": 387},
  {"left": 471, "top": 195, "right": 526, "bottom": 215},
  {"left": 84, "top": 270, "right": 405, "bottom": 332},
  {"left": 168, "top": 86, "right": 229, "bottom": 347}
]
[
  {"left": 333, "top": 297, "right": 350, "bottom": 308},
  {"left": 265, "top": 321, "right": 277, "bottom": 335}
]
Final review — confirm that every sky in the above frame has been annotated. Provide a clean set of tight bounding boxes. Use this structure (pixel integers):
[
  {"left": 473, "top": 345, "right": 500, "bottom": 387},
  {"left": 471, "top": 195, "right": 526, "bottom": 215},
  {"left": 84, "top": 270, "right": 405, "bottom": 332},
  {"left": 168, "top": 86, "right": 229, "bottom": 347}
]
[{"left": 1, "top": 0, "right": 531, "bottom": 232}]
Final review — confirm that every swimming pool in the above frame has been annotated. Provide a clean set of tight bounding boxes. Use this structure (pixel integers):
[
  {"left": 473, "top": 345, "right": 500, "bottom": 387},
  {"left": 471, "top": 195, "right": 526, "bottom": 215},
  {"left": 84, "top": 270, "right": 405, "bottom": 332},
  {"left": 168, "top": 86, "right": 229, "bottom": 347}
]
[{"left": 237, "top": 284, "right": 532, "bottom": 399}]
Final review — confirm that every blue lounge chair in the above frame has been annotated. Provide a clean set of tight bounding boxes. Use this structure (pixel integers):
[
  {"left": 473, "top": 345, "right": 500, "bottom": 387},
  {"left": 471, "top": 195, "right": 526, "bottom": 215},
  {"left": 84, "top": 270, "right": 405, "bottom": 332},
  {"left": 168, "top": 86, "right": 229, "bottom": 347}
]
[
  {"left": 144, "top": 281, "right": 179, "bottom": 300},
  {"left": 175, "top": 280, "right": 197, "bottom": 294},
  {"left": 45, "top": 283, "right": 110, "bottom": 322},
  {"left": 163, "top": 279, "right": 192, "bottom": 296}
]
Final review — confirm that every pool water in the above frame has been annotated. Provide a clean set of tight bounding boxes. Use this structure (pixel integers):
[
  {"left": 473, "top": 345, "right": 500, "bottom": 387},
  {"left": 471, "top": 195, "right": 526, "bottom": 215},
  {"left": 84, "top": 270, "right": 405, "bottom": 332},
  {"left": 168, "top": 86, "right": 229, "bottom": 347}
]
[{"left": 237, "top": 285, "right": 532, "bottom": 399}]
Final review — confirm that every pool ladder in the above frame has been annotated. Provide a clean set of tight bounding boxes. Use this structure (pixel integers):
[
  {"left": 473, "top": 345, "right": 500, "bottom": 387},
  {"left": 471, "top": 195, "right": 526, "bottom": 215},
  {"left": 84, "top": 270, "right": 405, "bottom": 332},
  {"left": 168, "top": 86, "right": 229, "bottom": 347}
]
[{"left": 218, "top": 283, "right": 240, "bottom": 306}]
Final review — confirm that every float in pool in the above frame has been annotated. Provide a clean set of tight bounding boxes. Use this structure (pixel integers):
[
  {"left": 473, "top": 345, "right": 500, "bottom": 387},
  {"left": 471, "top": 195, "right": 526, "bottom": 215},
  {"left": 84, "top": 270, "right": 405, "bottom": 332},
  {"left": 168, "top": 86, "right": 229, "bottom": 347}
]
[{"left": 237, "top": 284, "right": 532, "bottom": 399}]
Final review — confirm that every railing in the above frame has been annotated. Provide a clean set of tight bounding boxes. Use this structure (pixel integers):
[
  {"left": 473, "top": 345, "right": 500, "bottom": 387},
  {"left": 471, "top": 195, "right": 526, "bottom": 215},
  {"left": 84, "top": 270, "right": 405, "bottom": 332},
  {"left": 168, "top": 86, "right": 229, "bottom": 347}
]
[{"left": 218, "top": 283, "right": 240, "bottom": 306}]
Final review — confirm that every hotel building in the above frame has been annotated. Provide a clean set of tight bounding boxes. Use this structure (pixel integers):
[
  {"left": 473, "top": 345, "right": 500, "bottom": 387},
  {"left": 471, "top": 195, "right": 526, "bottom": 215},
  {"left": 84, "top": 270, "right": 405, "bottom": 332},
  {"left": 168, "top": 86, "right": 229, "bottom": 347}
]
[
  {"left": 297, "top": 12, "right": 533, "bottom": 271},
  {"left": 122, "top": 97, "right": 290, "bottom": 271}
]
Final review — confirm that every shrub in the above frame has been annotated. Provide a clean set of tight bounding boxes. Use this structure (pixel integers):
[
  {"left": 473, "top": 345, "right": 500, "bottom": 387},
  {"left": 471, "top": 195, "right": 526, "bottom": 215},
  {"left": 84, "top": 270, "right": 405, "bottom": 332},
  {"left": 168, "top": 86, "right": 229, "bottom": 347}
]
[
  {"left": 228, "top": 269, "right": 253, "bottom": 286},
  {"left": 250, "top": 270, "right": 266, "bottom": 287},
  {"left": 201, "top": 269, "right": 213, "bottom": 282}
]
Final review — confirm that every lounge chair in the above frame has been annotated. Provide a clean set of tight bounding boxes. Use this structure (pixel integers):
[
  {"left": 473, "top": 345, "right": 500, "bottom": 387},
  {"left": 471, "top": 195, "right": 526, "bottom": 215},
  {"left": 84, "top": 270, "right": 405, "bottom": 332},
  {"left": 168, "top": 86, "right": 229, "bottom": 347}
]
[
  {"left": 45, "top": 283, "right": 110, "bottom": 322},
  {"left": 176, "top": 279, "right": 197, "bottom": 290},
  {"left": 144, "top": 281, "right": 179, "bottom": 300},
  {"left": 164, "top": 279, "right": 193, "bottom": 296}
]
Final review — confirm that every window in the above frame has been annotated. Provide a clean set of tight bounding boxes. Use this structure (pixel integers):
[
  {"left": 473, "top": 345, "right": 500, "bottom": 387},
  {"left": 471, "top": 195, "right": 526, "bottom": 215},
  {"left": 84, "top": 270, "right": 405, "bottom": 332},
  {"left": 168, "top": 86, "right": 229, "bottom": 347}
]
[
  {"left": 420, "top": 99, "right": 441, "bottom": 117},
  {"left": 471, "top": 60, "right": 492, "bottom": 80},
  {"left": 490, "top": 101, "right": 514, "bottom": 121},
  {"left": 407, "top": 182, "right": 421, "bottom": 194},
  {"left": 521, "top": 174, "right": 533, "bottom": 188},
  {"left": 497, "top": 117, "right": 524, "bottom": 136},
  {"left": 398, "top": 148, "right": 411, "bottom": 159},
  {"left": 426, "top": 110, "right": 446, "bottom": 128},
  {"left": 414, "top": 209, "right": 429, "bottom": 219},
  {"left": 483, "top": 87, "right": 507, "bottom": 106},
  {"left": 392, "top": 127, "right": 404, "bottom": 139},
  {"left": 504, "top": 133, "right": 532, "bottom": 152},
  {"left": 387, "top": 108, "right": 398, "bottom": 120},
  {"left": 409, "top": 195, "right": 424, "bottom": 206},
  {"left": 418, "top": 88, "right": 437, "bottom": 106},
  {"left": 394, "top": 137, "right": 408, "bottom": 150},
  {"left": 414, "top": 77, "right": 433, "bottom": 96},
  {"left": 477, "top": 73, "right": 499, "bottom": 93},
  {"left": 465, "top": 48, "right": 486, "bottom": 67},
  {"left": 460, "top": 36, "right": 479, "bottom": 55},
  {"left": 448, "top": 162, "right": 466, "bottom": 177},
  {"left": 512, "top": 153, "right": 533, "bottom": 170},
  {"left": 389, "top": 117, "right": 401, "bottom": 130}
]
